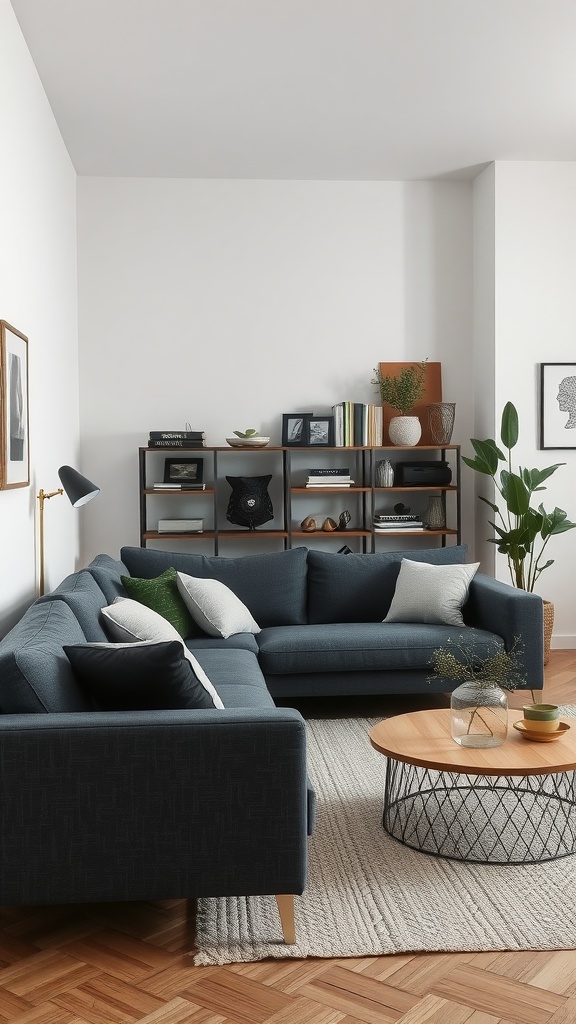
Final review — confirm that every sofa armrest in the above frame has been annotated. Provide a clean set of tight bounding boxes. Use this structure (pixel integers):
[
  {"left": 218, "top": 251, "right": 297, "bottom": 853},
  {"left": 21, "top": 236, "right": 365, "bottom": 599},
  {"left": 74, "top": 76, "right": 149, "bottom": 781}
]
[
  {"left": 465, "top": 573, "right": 543, "bottom": 691},
  {"left": 0, "top": 707, "right": 311, "bottom": 906}
]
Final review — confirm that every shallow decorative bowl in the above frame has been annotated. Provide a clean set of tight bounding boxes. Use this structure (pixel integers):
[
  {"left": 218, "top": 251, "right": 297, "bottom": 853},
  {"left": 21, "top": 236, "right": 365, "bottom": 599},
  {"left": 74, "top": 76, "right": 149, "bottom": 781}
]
[
  {"left": 513, "top": 720, "right": 570, "bottom": 742},
  {"left": 226, "top": 436, "right": 270, "bottom": 448}
]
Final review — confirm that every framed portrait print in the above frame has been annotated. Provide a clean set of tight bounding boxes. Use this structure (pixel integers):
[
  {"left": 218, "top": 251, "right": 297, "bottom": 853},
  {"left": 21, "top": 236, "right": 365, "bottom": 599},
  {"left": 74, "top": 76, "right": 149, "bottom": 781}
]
[
  {"left": 163, "top": 457, "right": 204, "bottom": 483},
  {"left": 306, "top": 415, "right": 335, "bottom": 447},
  {"left": 0, "top": 321, "right": 30, "bottom": 489},
  {"left": 540, "top": 363, "right": 576, "bottom": 449},
  {"left": 282, "top": 412, "right": 312, "bottom": 447}
]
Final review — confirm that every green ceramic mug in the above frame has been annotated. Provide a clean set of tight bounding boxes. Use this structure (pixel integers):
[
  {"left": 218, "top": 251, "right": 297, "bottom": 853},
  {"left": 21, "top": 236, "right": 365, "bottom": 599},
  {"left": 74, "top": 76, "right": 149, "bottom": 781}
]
[{"left": 523, "top": 703, "right": 560, "bottom": 732}]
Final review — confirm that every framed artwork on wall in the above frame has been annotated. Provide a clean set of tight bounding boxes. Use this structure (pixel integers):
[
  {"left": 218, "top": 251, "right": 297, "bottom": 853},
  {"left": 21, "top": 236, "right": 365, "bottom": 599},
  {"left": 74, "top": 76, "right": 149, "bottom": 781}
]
[
  {"left": 539, "top": 363, "right": 576, "bottom": 449},
  {"left": 0, "top": 321, "right": 30, "bottom": 489}
]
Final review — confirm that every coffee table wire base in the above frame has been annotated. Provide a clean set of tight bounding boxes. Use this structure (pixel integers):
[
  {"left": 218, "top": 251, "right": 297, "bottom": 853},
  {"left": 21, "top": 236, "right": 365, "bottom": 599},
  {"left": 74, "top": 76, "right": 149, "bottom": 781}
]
[{"left": 384, "top": 758, "right": 576, "bottom": 863}]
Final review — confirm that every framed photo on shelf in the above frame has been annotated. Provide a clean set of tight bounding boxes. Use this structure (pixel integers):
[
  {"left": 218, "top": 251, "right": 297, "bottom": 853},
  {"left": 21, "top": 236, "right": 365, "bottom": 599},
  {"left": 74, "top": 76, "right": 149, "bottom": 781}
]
[
  {"left": 163, "top": 457, "right": 204, "bottom": 483},
  {"left": 306, "top": 415, "right": 335, "bottom": 446},
  {"left": 282, "top": 412, "right": 313, "bottom": 446},
  {"left": 539, "top": 363, "right": 576, "bottom": 449},
  {"left": 0, "top": 321, "right": 30, "bottom": 489}
]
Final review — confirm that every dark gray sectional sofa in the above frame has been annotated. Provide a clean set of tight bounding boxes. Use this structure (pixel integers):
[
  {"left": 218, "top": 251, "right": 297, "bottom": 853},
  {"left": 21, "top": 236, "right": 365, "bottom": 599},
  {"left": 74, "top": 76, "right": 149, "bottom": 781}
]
[{"left": 0, "top": 543, "right": 543, "bottom": 943}]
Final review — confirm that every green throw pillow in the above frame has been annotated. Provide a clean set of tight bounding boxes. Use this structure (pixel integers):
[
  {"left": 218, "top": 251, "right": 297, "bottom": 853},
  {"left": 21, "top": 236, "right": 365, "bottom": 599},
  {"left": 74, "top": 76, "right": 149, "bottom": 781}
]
[{"left": 121, "top": 567, "right": 194, "bottom": 638}]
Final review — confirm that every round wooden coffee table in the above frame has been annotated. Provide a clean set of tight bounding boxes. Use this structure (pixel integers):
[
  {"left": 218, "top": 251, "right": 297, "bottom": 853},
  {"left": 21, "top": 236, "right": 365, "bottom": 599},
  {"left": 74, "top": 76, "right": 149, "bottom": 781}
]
[{"left": 369, "top": 709, "right": 576, "bottom": 863}]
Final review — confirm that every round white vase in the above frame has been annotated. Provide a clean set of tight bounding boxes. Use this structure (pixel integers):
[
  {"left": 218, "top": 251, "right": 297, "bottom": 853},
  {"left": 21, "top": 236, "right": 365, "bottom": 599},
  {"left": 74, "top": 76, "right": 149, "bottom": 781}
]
[{"left": 388, "top": 415, "right": 422, "bottom": 446}]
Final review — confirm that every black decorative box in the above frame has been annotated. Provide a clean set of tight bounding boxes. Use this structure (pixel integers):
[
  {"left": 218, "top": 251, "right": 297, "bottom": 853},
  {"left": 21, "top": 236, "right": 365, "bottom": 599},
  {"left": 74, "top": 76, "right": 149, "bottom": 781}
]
[{"left": 394, "top": 461, "right": 452, "bottom": 486}]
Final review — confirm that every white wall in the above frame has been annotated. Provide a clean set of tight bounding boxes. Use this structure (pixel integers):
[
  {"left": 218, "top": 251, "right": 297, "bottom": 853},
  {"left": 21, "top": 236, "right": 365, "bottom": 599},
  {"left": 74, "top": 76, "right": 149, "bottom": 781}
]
[
  {"left": 0, "top": 0, "right": 79, "bottom": 633},
  {"left": 493, "top": 162, "right": 576, "bottom": 647},
  {"left": 77, "top": 177, "right": 474, "bottom": 561}
]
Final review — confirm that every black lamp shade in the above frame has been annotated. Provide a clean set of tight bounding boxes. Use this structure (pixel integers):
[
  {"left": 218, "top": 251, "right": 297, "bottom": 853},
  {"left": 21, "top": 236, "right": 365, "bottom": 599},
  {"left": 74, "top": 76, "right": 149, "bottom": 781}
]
[{"left": 58, "top": 465, "right": 100, "bottom": 507}]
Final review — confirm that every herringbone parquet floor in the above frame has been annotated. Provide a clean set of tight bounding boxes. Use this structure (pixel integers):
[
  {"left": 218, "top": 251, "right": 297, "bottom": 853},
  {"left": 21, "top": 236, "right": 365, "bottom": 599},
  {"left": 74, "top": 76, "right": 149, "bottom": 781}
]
[{"left": 1, "top": 651, "right": 575, "bottom": 1024}]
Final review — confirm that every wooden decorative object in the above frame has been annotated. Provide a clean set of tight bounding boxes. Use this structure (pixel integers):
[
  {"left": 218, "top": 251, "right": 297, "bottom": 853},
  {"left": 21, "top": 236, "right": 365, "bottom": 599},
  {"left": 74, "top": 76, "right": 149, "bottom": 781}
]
[{"left": 378, "top": 361, "right": 442, "bottom": 446}]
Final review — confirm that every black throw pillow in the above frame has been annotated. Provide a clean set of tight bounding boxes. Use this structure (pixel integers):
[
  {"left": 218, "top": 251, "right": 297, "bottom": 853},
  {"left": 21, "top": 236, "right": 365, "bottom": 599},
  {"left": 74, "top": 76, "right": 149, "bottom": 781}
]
[
  {"left": 63, "top": 640, "right": 216, "bottom": 710},
  {"left": 225, "top": 474, "right": 273, "bottom": 530}
]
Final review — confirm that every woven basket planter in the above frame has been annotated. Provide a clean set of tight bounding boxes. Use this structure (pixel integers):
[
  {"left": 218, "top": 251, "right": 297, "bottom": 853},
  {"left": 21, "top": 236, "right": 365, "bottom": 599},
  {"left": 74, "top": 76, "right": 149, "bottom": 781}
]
[{"left": 543, "top": 599, "right": 554, "bottom": 666}]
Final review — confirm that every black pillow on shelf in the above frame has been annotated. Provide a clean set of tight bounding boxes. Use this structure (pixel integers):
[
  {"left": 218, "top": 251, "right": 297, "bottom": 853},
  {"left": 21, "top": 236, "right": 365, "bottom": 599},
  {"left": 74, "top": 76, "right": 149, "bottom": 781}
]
[
  {"left": 225, "top": 475, "right": 274, "bottom": 530},
  {"left": 63, "top": 639, "right": 217, "bottom": 710}
]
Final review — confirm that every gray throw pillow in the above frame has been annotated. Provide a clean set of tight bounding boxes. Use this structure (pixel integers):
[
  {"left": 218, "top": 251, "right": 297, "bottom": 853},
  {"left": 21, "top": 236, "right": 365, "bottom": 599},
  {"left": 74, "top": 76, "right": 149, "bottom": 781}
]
[{"left": 383, "top": 558, "right": 480, "bottom": 626}]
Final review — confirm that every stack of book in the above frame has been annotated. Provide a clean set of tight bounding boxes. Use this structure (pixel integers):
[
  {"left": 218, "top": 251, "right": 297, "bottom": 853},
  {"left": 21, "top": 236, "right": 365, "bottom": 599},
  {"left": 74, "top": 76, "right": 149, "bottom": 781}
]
[
  {"left": 148, "top": 430, "right": 206, "bottom": 448},
  {"left": 332, "top": 403, "right": 383, "bottom": 447},
  {"left": 373, "top": 512, "right": 424, "bottom": 531},
  {"left": 152, "top": 481, "right": 206, "bottom": 490},
  {"left": 306, "top": 468, "right": 354, "bottom": 487}
]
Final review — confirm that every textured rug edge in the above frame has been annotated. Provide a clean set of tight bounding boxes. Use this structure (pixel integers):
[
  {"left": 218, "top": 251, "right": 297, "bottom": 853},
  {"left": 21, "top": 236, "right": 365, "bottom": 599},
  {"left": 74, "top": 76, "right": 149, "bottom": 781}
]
[{"left": 193, "top": 710, "right": 576, "bottom": 965}]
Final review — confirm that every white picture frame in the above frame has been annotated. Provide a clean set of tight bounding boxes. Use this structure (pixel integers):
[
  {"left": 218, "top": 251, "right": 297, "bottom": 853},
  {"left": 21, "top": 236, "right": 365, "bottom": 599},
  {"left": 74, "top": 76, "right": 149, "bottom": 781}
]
[{"left": 1, "top": 321, "right": 30, "bottom": 488}]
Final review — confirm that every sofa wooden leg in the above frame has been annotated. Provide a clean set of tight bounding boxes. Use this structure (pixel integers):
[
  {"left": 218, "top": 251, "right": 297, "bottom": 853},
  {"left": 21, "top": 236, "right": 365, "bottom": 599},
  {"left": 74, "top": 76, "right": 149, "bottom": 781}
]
[{"left": 275, "top": 893, "right": 296, "bottom": 944}]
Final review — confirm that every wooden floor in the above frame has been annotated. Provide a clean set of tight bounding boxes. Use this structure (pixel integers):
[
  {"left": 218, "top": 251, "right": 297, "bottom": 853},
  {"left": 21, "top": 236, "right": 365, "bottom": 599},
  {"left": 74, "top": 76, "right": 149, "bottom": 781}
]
[{"left": 1, "top": 651, "right": 575, "bottom": 1024}]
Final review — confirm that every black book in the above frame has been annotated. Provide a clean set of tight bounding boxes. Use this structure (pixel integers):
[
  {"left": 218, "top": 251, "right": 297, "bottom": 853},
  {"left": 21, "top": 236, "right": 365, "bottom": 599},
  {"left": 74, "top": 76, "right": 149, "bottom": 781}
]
[
  {"left": 149, "top": 430, "right": 205, "bottom": 440},
  {"left": 308, "top": 468, "right": 350, "bottom": 476}
]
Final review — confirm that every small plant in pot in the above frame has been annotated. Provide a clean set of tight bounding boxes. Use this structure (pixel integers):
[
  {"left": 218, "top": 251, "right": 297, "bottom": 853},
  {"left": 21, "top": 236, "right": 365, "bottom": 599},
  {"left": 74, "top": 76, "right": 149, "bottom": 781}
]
[
  {"left": 372, "top": 362, "right": 427, "bottom": 445},
  {"left": 429, "top": 635, "right": 531, "bottom": 748},
  {"left": 463, "top": 401, "right": 576, "bottom": 662}
]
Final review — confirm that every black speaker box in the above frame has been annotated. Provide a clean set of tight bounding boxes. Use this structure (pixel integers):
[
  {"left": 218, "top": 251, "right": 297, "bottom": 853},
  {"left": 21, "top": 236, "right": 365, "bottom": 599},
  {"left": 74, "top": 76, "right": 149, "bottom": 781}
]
[{"left": 394, "top": 461, "right": 452, "bottom": 486}]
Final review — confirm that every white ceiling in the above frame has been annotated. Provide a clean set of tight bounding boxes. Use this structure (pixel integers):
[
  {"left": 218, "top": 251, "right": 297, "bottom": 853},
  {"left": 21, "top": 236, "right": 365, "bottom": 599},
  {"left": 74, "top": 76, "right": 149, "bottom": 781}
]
[{"left": 9, "top": 0, "right": 576, "bottom": 180}]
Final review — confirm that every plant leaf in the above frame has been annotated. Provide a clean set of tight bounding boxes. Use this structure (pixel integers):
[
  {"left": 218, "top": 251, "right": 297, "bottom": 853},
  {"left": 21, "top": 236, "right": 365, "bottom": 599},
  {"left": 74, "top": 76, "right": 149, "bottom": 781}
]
[{"left": 501, "top": 402, "right": 518, "bottom": 449}]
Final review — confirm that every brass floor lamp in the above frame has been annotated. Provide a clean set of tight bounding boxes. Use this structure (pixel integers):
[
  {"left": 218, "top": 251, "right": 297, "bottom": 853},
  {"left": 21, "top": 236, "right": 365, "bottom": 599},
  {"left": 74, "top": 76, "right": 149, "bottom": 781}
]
[{"left": 37, "top": 465, "right": 100, "bottom": 596}]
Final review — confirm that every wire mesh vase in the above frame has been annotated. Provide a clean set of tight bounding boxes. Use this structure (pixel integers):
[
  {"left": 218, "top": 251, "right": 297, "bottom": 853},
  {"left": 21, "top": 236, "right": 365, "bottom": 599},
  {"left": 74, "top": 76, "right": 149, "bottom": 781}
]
[
  {"left": 428, "top": 402, "right": 456, "bottom": 444},
  {"left": 450, "top": 680, "right": 508, "bottom": 747}
]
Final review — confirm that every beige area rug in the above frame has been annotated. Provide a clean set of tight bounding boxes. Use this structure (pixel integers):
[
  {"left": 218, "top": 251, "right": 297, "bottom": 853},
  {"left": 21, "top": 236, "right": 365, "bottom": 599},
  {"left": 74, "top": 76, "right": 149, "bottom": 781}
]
[{"left": 194, "top": 711, "right": 576, "bottom": 965}]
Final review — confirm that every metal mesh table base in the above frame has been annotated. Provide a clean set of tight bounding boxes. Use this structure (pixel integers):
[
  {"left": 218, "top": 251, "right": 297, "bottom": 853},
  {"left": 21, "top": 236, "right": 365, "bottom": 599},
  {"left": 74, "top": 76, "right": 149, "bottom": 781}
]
[{"left": 383, "top": 757, "right": 576, "bottom": 863}]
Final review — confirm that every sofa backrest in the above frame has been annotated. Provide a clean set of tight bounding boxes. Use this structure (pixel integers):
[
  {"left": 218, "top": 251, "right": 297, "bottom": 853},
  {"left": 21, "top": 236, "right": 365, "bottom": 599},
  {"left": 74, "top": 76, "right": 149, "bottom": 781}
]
[
  {"left": 306, "top": 546, "right": 469, "bottom": 623},
  {"left": 84, "top": 554, "right": 130, "bottom": 604},
  {"left": 41, "top": 570, "right": 110, "bottom": 641},
  {"left": 0, "top": 600, "right": 93, "bottom": 713},
  {"left": 121, "top": 546, "right": 309, "bottom": 627}
]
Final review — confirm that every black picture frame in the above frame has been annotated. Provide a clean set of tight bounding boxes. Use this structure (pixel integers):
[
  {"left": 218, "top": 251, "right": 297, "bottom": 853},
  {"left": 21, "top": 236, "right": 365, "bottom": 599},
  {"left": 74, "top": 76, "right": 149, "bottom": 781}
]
[
  {"left": 282, "top": 412, "right": 313, "bottom": 446},
  {"left": 306, "top": 415, "right": 335, "bottom": 447},
  {"left": 539, "top": 363, "right": 576, "bottom": 449},
  {"left": 163, "top": 457, "right": 204, "bottom": 483}
]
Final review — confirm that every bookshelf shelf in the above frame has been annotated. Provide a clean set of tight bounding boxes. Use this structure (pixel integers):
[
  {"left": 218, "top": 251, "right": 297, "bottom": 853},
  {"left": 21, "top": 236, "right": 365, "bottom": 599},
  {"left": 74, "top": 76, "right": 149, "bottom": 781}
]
[{"left": 138, "top": 444, "right": 461, "bottom": 553}]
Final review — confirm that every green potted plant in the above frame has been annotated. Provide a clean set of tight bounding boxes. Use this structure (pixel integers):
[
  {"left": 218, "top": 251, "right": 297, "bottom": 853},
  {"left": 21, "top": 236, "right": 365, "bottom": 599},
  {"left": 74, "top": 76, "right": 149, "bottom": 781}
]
[
  {"left": 429, "top": 636, "right": 530, "bottom": 747},
  {"left": 372, "top": 362, "right": 427, "bottom": 445},
  {"left": 463, "top": 401, "right": 576, "bottom": 661}
]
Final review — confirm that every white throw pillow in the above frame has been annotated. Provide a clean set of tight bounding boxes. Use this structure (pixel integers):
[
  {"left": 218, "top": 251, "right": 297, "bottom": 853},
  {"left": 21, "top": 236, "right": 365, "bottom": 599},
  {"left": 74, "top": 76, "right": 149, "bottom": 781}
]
[
  {"left": 176, "top": 572, "right": 260, "bottom": 639},
  {"left": 101, "top": 597, "right": 224, "bottom": 708},
  {"left": 383, "top": 558, "right": 480, "bottom": 626}
]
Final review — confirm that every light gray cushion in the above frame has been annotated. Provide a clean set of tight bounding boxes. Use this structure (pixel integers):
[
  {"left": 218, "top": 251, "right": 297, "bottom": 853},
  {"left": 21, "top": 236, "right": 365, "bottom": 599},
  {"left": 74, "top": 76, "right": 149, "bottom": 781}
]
[
  {"left": 384, "top": 558, "right": 479, "bottom": 626},
  {"left": 101, "top": 597, "right": 224, "bottom": 709},
  {"left": 176, "top": 572, "right": 260, "bottom": 638},
  {"left": 306, "top": 546, "right": 469, "bottom": 623}
]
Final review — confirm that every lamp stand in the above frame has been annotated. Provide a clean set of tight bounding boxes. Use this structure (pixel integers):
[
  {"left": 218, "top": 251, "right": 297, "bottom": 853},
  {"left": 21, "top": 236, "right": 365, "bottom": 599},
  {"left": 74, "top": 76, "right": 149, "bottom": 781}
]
[{"left": 37, "top": 487, "right": 63, "bottom": 596}]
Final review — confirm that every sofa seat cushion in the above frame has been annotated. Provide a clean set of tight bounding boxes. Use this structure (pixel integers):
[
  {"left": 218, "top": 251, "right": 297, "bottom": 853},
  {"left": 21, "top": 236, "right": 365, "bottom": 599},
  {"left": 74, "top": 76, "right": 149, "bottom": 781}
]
[
  {"left": 257, "top": 622, "right": 504, "bottom": 675},
  {"left": 0, "top": 601, "right": 93, "bottom": 713},
  {"left": 306, "top": 546, "right": 469, "bottom": 624},
  {"left": 185, "top": 633, "right": 259, "bottom": 654},
  {"left": 120, "top": 546, "right": 309, "bottom": 626},
  {"left": 192, "top": 648, "right": 275, "bottom": 709}
]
